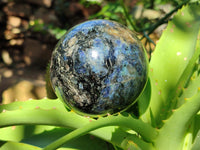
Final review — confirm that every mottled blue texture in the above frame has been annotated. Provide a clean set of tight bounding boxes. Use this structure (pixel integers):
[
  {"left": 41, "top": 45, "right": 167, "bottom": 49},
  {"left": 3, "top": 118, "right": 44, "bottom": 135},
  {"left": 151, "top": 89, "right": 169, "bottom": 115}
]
[{"left": 50, "top": 19, "right": 148, "bottom": 116}]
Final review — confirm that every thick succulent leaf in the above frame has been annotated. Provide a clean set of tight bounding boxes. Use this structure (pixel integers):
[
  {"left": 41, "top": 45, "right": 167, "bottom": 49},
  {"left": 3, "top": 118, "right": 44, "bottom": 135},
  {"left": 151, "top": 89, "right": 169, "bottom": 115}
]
[
  {"left": 0, "top": 124, "right": 116, "bottom": 150},
  {"left": 138, "top": 78, "right": 151, "bottom": 117},
  {"left": 191, "top": 116, "right": 200, "bottom": 150},
  {"left": 43, "top": 113, "right": 157, "bottom": 150},
  {"left": 192, "top": 132, "right": 200, "bottom": 150},
  {"left": 0, "top": 140, "right": 6, "bottom": 147},
  {"left": 174, "top": 76, "right": 200, "bottom": 150},
  {"left": 142, "top": 3, "right": 200, "bottom": 126},
  {"left": 193, "top": 113, "right": 200, "bottom": 140},
  {"left": 0, "top": 98, "right": 64, "bottom": 112},
  {"left": 22, "top": 127, "right": 114, "bottom": 150},
  {"left": 176, "top": 74, "right": 200, "bottom": 107},
  {"left": 0, "top": 99, "right": 156, "bottom": 150},
  {"left": 0, "top": 141, "right": 41, "bottom": 150},
  {"left": 0, "top": 125, "right": 55, "bottom": 142},
  {"left": 154, "top": 88, "right": 200, "bottom": 150},
  {"left": 182, "top": 130, "right": 193, "bottom": 150},
  {"left": 154, "top": 74, "right": 200, "bottom": 150},
  {"left": 0, "top": 99, "right": 94, "bottom": 130}
]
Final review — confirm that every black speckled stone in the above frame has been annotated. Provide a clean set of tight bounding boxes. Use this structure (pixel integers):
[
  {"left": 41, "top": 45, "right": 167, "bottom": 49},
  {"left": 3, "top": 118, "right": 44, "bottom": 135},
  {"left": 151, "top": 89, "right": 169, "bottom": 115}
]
[{"left": 50, "top": 19, "right": 148, "bottom": 116}]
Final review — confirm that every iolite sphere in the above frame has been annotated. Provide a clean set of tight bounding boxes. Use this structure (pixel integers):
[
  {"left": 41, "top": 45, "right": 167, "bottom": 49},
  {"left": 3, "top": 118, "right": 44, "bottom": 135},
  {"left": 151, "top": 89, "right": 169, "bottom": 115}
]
[{"left": 50, "top": 19, "right": 148, "bottom": 116}]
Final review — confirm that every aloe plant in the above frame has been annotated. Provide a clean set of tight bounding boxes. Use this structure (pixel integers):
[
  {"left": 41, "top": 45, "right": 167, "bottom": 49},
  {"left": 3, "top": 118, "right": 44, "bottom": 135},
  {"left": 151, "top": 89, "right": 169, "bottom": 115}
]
[{"left": 0, "top": 2, "right": 200, "bottom": 150}]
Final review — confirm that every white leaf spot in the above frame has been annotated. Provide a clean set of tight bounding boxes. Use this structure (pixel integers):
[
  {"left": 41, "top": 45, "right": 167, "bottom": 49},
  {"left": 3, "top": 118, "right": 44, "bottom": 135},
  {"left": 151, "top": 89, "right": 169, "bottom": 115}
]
[{"left": 177, "top": 52, "right": 181, "bottom": 56}]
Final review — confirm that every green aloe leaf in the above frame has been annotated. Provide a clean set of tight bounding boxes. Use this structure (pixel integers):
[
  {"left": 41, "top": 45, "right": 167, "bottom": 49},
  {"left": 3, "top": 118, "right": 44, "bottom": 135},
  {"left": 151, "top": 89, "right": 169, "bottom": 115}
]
[
  {"left": 0, "top": 99, "right": 156, "bottom": 150},
  {"left": 43, "top": 113, "right": 157, "bottom": 150},
  {"left": 0, "top": 98, "right": 64, "bottom": 112},
  {"left": 138, "top": 78, "right": 151, "bottom": 117},
  {"left": 192, "top": 123, "right": 200, "bottom": 150},
  {"left": 154, "top": 86, "right": 200, "bottom": 150},
  {"left": 22, "top": 127, "right": 114, "bottom": 150},
  {"left": 142, "top": 3, "right": 200, "bottom": 127},
  {"left": 0, "top": 141, "right": 41, "bottom": 150},
  {"left": 176, "top": 73, "right": 200, "bottom": 107},
  {"left": 0, "top": 125, "right": 55, "bottom": 142},
  {"left": 193, "top": 113, "right": 200, "bottom": 140},
  {"left": 0, "top": 99, "right": 92, "bottom": 129}
]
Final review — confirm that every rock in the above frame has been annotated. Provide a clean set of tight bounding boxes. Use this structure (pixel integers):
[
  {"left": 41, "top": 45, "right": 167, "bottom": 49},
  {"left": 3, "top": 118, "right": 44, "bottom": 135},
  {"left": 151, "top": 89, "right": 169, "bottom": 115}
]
[
  {"left": 3, "top": 2, "right": 32, "bottom": 18},
  {"left": 2, "top": 80, "right": 46, "bottom": 104},
  {"left": 4, "top": 29, "right": 18, "bottom": 40},
  {"left": 50, "top": 20, "right": 148, "bottom": 116},
  {"left": 158, "top": 4, "right": 174, "bottom": 14},
  {"left": 1, "top": 50, "right": 13, "bottom": 65},
  {"left": 7, "top": 16, "right": 21, "bottom": 27},
  {"left": 155, "top": 23, "right": 167, "bottom": 37},
  {"left": 6, "top": 16, "right": 22, "bottom": 35},
  {"left": 131, "top": 5, "right": 143, "bottom": 19},
  {"left": 142, "top": 9, "right": 161, "bottom": 20},
  {"left": 3, "top": 69, "right": 13, "bottom": 78},
  {"left": 9, "top": 39, "right": 24, "bottom": 46}
]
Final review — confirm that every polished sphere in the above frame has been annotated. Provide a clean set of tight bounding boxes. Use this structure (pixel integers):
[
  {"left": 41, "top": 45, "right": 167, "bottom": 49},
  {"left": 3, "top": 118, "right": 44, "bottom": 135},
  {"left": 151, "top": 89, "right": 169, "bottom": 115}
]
[{"left": 50, "top": 19, "right": 148, "bottom": 116}]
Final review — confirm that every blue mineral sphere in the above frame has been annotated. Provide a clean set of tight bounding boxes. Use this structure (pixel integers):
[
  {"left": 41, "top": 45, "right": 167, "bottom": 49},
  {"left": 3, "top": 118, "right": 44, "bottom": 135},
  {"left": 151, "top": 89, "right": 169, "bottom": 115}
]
[{"left": 50, "top": 19, "right": 148, "bottom": 117}]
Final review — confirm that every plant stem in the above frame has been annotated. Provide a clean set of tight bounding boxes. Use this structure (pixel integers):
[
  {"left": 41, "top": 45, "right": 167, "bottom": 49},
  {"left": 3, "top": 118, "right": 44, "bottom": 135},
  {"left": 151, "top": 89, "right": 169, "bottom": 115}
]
[
  {"left": 141, "top": 0, "right": 190, "bottom": 38},
  {"left": 150, "top": 0, "right": 155, "bottom": 9},
  {"left": 120, "top": 0, "right": 138, "bottom": 31},
  {"left": 143, "top": 31, "right": 156, "bottom": 46}
]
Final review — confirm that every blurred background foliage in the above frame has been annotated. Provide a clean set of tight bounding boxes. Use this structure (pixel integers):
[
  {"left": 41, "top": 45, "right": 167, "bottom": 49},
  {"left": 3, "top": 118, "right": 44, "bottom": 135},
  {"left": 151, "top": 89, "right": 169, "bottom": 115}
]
[
  {"left": 0, "top": 0, "right": 192, "bottom": 104},
  {"left": 27, "top": 0, "right": 191, "bottom": 57}
]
